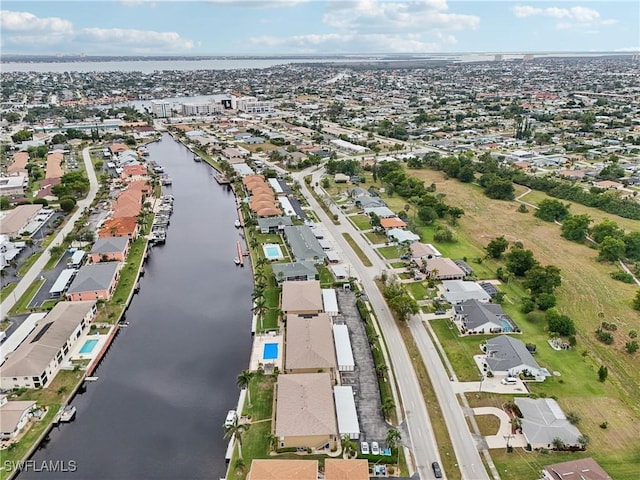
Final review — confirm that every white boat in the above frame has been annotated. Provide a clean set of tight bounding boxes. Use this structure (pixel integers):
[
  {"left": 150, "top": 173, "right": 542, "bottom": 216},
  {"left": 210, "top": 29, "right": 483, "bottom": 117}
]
[
  {"left": 233, "top": 257, "right": 241, "bottom": 265},
  {"left": 57, "top": 405, "right": 76, "bottom": 423},
  {"left": 234, "top": 219, "right": 241, "bottom": 228}
]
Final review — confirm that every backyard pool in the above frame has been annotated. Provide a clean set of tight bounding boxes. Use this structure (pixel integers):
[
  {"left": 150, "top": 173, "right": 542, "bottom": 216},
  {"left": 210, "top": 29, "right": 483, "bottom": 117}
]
[
  {"left": 262, "top": 244, "right": 284, "bottom": 261},
  {"left": 79, "top": 338, "right": 99, "bottom": 354},
  {"left": 263, "top": 343, "right": 279, "bottom": 360}
]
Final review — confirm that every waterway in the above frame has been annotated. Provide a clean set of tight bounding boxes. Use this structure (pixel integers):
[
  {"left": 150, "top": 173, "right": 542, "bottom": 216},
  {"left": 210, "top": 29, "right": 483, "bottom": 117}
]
[{"left": 20, "top": 133, "right": 253, "bottom": 480}]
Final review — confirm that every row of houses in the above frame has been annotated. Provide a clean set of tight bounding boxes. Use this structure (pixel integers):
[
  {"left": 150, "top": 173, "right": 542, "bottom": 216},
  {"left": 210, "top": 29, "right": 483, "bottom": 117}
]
[{"left": 271, "top": 281, "right": 361, "bottom": 451}]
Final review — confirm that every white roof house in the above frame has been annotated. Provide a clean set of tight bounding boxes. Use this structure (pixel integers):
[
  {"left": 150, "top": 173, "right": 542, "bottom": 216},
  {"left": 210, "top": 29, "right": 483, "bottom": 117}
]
[
  {"left": 386, "top": 228, "right": 420, "bottom": 244},
  {"left": 322, "top": 289, "right": 339, "bottom": 317},
  {"left": 332, "top": 324, "right": 355, "bottom": 372},
  {"left": 334, "top": 386, "right": 360, "bottom": 440},
  {"left": 515, "top": 398, "right": 583, "bottom": 449},
  {"left": 442, "top": 280, "right": 491, "bottom": 304}
]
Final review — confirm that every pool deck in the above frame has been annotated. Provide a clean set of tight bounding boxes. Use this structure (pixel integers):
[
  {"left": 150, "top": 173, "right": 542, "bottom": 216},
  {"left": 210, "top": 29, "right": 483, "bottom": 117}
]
[
  {"left": 248, "top": 332, "right": 283, "bottom": 372},
  {"left": 262, "top": 243, "right": 284, "bottom": 261},
  {"left": 67, "top": 332, "right": 110, "bottom": 365}
]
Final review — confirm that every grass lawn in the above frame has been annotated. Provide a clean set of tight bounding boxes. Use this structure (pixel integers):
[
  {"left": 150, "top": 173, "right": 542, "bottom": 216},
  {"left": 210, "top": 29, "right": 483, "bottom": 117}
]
[
  {"left": 377, "top": 245, "right": 404, "bottom": 260},
  {"left": 17, "top": 251, "right": 43, "bottom": 277},
  {"left": 9, "top": 278, "right": 45, "bottom": 315},
  {"left": 390, "top": 261, "right": 406, "bottom": 268},
  {"left": 364, "top": 231, "right": 389, "bottom": 245},
  {"left": 316, "top": 264, "right": 334, "bottom": 287},
  {"left": 430, "top": 319, "right": 484, "bottom": 382},
  {"left": 350, "top": 214, "right": 372, "bottom": 230},
  {"left": 0, "top": 283, "right": 17, "bottom": 302},
  {"left": 44, "top": 247, "right": 67, "bottom": 270},
  {"left": 405, "top": 281, "right": 428, "bottom": 301},
  {"left": 475, "top": 414, "right": 501, "bottom": 436},
  {"left": 342, "top": 233, "right": 372, "bottom": 267}
]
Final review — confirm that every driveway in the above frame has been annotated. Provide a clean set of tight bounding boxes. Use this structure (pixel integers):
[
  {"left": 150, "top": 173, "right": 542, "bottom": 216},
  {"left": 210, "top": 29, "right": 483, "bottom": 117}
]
[
  {"left": 337, "top": 290, "right": 390, "bottom": 444},
  {"left": 472, "top": 407, "right": 528, "bottom": 449}
]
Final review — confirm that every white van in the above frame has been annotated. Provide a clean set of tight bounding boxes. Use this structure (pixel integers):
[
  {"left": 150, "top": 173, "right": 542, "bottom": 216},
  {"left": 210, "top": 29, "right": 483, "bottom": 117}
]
[{"left": 501, "top": 377, "right": 517, "bottom": 385}]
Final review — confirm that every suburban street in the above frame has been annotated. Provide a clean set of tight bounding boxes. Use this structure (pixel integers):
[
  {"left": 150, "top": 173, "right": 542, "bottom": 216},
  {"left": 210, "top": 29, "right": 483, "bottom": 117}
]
[
  {"left": 0, "top": 146, "right": 99, "bottom": 314},
  {"left": 294, "top": 165, "right": 490, "bottom": 480}
]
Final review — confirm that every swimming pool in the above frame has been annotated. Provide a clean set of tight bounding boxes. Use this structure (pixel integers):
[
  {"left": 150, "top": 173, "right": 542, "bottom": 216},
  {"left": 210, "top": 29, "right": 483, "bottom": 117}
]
[
  {"left": 262, "top": 244, "right": 284, "bottom": 261},
  {"left": 263, "top": 343, "right": 279, "bottom": 360},
  {"left": 500, "top": 319, "right": 515, "bottom": 332},
  {"left": 79, "top": 339, "right": 99, "bottom": 354}
]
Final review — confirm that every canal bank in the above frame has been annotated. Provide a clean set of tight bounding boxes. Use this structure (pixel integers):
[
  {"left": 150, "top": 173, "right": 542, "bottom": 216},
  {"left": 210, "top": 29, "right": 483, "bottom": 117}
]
[{"left": 19, "top": 133, "right": 254, "bottom": 480}]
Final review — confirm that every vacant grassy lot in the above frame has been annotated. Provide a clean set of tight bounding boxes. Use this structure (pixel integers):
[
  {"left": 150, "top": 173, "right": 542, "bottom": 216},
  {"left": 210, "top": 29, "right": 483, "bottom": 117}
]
[
  {"left": 377, "top": 245, "right": 402, "bottom": 259},
  {"left": 350, "top": 214, "right": 372, "bottom": 230},
  {"left": 406, "top": 169, "right": 640, "bottom": 477}
]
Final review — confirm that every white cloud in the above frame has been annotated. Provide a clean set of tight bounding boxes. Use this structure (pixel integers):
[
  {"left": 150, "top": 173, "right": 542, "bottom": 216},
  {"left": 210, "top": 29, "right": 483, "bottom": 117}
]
[
  {"left": 78, "top": 28, "right": 194, "bottom": 53},
  {"left": 0, "top": 10, "right": 194, "bottom": 53},
  {"left": 252, "top": 0, "right": 477, "bottom": 53},
  {"left": 1, "top": 10, "right": 73, "bottom": 35},
  {"left": 207, "top": 0, "right": 309, "bottom": 7},
  {"left": 511, "top": 4, "right": 616, "bottom": 32}
]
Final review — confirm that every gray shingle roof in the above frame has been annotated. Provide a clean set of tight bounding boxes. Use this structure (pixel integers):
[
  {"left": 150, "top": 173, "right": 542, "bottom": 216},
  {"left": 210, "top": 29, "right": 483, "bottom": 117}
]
[
  {"left": 90, "top": 237, "right": 128, "bottom": 255},
  {"left": 515, "top": 398, "right": 582, "bottom": 447},
  {"left": 272, "top": 261, "right": 318, "bottom": 281},
  {"left": 284, "top": 226, "right": 324, "bottom": 263},
  {"left": 66, "top": 262, "right": 119, "bottom": 294},
  {"left": 485, "top": 335, "right": 540, "bottom": 372},
  {"left": 454, "top": 299, "right": 505, "bottom": 330}
]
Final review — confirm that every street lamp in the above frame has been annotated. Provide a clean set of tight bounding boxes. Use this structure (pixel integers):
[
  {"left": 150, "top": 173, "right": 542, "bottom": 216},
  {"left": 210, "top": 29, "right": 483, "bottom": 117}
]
[{"left": 478, "top": 373, "right": 485, "bottom": 394}]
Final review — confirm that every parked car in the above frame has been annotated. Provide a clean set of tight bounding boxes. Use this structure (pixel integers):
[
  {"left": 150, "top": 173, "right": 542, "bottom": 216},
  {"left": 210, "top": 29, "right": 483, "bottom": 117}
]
[
  {"left": 371, "top": 441, "right": 380, "bottom": 455},
  {"left": 501, "top": 377, "right": 517, "bottom": 385},
  {"left": 432, "top": 461, "right": 443, "bottom": 478},
  {"left": 360, "top": 441, "right": 369, "bottom": 455}
]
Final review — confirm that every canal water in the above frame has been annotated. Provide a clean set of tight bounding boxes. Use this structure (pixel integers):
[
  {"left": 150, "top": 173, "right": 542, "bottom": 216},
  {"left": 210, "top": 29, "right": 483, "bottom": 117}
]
[{"left": 20, "top": 134, "right": 253, "bottom": 479}]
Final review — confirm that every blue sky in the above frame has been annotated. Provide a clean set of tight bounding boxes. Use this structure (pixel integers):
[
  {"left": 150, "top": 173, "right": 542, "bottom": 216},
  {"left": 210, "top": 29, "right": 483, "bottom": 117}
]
[{"left": 1, "top": 1, "right": 638, "bottom": 55}]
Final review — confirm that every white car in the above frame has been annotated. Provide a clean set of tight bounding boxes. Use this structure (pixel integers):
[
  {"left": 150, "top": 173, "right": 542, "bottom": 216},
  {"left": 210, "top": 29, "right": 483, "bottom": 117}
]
[
  {"left": 360, "top": 441, "right": 369, "bottom": 455},
  {"left": 371, "top": 441, "right": 380, "bottom": 455},
  {"left": 501, "top": 377, "right": 517, "bottom": 385}
]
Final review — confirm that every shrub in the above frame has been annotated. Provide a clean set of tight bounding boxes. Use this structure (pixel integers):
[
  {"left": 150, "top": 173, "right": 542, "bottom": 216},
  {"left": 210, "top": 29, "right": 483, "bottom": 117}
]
[
  {"left": 600, "top": 421, "right": 608, "bottom": 429},
  {"left": 625, "top": 340, "right": 639, "bottom": 354},
  {"left": 595, "top": 329, "right": 614, "bottom": 345},
  {"left": 600, "top": 321, "right": 618, "bottom": 331},
  {"left": 610, "top": 271, "right": 635, "bottom": 283},
  {"left": 629, "top": 329, "right": 638, "bottom": 339},
  {"left": 566, "top": 412, "right": 580, "bottom": 425}
]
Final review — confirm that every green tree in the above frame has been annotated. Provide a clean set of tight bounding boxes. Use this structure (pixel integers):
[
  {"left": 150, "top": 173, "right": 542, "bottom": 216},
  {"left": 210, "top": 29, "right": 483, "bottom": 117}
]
[
  {"left": 505, "top": 247, "right": 538, "bottom": 276},
  {"left": 417, "top": 206, "right": 437, "bottom": 225},
  {"left": 551, "top": 437, "right": 565, "bottom": 450},
  {"left": 546, "top": 309, "right": 576, "bottom": 336},
  {"left": 237, "top": 370, "right": 254, "bottom": 407},
  {"left": 633, "top": 290, "right": 640, "bottom": 311},
  {"left": 536, "top": 293, "right": 557, "bottom": 310},
  {"left": 381, "top": 398, "right": 395, "bottom": 418},
  {"left": 561, "top": 214, "right": 591, "bottom": 242},
  {"left": 11, "top": 129, "right": 32, "bottom": 143},
  {"left": 386, "top": 428, "right": 402, "bottom": 465},
  {"left": 623, "top": 232, "right": 640, "bottom": 261},
  {"left": 535, "top": 199, "right": 570, "bottom": 222},
  {"left": 486, "top": 236, "right": 509, "bottom": 259},
  {"left": 598, "top": 236, "right": 626, "bottom": 262},
  {"left": 625, "top": 340, "right": 639, "bottom": 354},
  {"left": 223, "top": 417, "right": 248, "bottom": 459},
  {"left": 598, "top": 364, "right": 608, "bottom": 382},
  {"left": 0, "top": 196, "right": 10, "bottom": 210},
  {"left": 590, "top": 219, "right": 624, "bottom": 244},
  {"left": 59, "top": 197, "right": 76, "bottom": 212},
  {"left": 523, "top": 264, "right": 562, "bottom": 295}
]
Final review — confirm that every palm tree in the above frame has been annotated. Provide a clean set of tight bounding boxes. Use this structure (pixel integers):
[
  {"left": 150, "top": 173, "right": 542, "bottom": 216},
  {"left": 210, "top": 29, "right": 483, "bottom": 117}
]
[
  {"left": 341, "top": 434, "right": 356, "bottom": 458},
  {"left": 386, "top": 428, "right": 402, "bottom": 465},
  {"left": 254, "top": 269, "right": 267, "bottom": 285},
  {"left": 267, "top": 433, "right": 279, "bottom": 453},
  {"left": 252, "top": 298, "right": 267, "bottom": 332},
  {"left": 551, "top": 437, "right": 565, "bottom": 451},
  {"left": 381, "top": 398, "right": 395, "bottom": 418},
  {"left": 577, "top": 434, "right": 590, "bottom": 450},
  {"left": 375, "top": 363, "right": 388, "bottom": 378},
  {"left": 237, "top": 370, "right": 254, "bottom": 407},
  {"left": 256, "top": 257, "right": 269, "bottom": 269},
  {"left": 224, "top": 417, "right": 248, "bottom": 459},
  {"left": 233, "top": 458, "right": 246, "bottom": 476}
]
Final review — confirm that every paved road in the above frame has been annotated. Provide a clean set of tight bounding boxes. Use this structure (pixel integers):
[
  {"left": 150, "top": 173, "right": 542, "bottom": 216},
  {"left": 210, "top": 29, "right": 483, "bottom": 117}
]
[
  {"left": 294, "top": 167, "right": 444, "bottom": 480},
  {"left": 1, "top": 146, "right": 99, "bottom": 314},
  {"left": 294, "top": 166, "right": 490, "bottom": 480}
]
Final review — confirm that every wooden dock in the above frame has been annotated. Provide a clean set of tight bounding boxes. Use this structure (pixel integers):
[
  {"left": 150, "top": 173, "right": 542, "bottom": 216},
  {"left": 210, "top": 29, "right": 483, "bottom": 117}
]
[{"left": 236, "top": 241, "right": 244, "bottom": 267}]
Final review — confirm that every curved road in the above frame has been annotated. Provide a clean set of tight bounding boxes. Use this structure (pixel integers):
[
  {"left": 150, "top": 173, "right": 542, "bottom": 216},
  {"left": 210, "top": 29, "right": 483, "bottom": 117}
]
[
  {"left": 294, "top": 166, "right": 489, "bottom": 480},
  {"left": 1, "top": 147, "right": 99, "bottom": 313}
]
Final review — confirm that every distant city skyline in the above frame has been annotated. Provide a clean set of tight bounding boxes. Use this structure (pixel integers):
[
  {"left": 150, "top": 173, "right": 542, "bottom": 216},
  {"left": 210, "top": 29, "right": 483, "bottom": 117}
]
[{"left": 1, "top": 1, "right": 638, "bottom": 56}]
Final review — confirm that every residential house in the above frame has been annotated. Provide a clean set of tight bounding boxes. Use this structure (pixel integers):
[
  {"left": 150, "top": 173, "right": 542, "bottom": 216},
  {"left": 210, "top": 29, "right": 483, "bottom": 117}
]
[
  {"left": 514, "top": 398, "right": 583, "bottom": 449},
  {"left": 363, "top": 206, "right": 396, "bottom": 218},
  {"left": 542, "top": 457, "right": 612, "bottom": 480},
  {"left": 325, "top": 459, "right": 369, "bottom": 480},
  {"left": 386, "top": 228, "right": 420, "bottom": 244},
  {"left": 422, "top": 257, "right": 465, "bottom": 280},
  {"left": 89, "top": 236, "right": 130, "bottom": 263},
  {"left": 98, "top": 216, "right": 139, "bottom": 239},
  {"left": 45, "top": 152, "right": 64, "bottom": 180},
  {"left": 109, "top": 143, "right": 128, "bottom": 154},
  {"left": 272, "top": 261, "right": 318, "bottom": 284},
  {"left": 257, "top": 216, "right": 293, "bottom": 234},
  {"left": 65, "top": 262, "right": 120, "bottom": 301},
  {"left": 7, "top": 152, "right": 28, "bottom": 175},
  {"left": 455, "top": 299, "right": 516, "bottom": 334},
  {"left": 379, "top": 217, "right": 407, "bottom": 230},
  {"left": 0, "top": 175, "right": 28, "bottom": 197},
  {"left": 121, "top": 164, "right": 148, "bottom": 182},
  {"left": 0, "top": 301, "right": 97, "bottom": 389},
  {"left": 285, "top": 313, "right": 337, "bottom": 379},
  {"left": 0, "top": 205, "right": 42, "bottom": 237},
  {"left": 0, "top": 396, "right": 37, "bottom": 440},
  {"left": 483, "top": 335, "right": 542, "bottom": 377},
  {"left": 442, "top": 280, "right": 491, "bottom": 304},
  {"left": 283, "top": 226, "right": 325, "bottom": 263},
  {"left": 281, "top": 280, "right": 323, "bottom": 315},
  {"left": 274, "top": 372, "right": 338, "bottom": 450},
  {"left": 246, "top": 460, "right": 318, "bottom": 480},
  {"left": 410, "top": 242, "right": 442, "bottom": 260}
]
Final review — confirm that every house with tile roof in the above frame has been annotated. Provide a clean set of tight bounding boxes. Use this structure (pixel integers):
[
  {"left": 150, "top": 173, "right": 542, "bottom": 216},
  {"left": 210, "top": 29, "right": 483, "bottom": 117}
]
[
  {"left": 285, "top": 313, "right": 337, "bottom": 380},
  {"left": 98, "top": 216, "right": 139, "bottom": 239},
  {"left": 274, "top": 372, "right": 338, "bottom": 450},
  {"left": 89, "top": 236, "right": 130, "bottom": 263},
  {"left": 281, "top": 280, "right": 323, "bottom": 314},
  {"left": 246, "top": 459, "right": 318, "bottom": 480}
]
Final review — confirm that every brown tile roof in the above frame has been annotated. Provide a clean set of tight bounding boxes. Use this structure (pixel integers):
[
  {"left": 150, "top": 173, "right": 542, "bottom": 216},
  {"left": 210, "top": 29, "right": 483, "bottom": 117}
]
[
  {"left": 247, "top": 459, "right": 318, "bottom": 480},
  {"left": 255, "top": 206, "right": 283, "bottom": 217},
  {"left": 285, "top": 313, "right": 337, "bottom": 372},
  {"left": 112, "top": 189, "right": 142, "bottom": 218},
  {"left": 109, "top": 143, "right": 128, "bottom": 153},
  {"left": 324, "top": 459, "right": 369, "bottom": 480},
  {"left": 543, "top": 457, "right": 611, "bottom": 480},
  {"left": 98, "top": 216, "right": 138, "bottom": 238},
  {"left": 281, "top": 280, "right": 322, "bottom": 313},
  {"left": 8, "top": 152, "right": 29, "bottom": 174},
  {"left": 122, "top": 164, "right": 147, "bottom": 177},
  {"left": 275, "top": 373, "right": 337, "bottom": 438},
  {"left": 45, "top": 152, "right": 64, "bottom": 179},
  {"left": 380, "top": 217, "right": 406, "bottom": 229}
]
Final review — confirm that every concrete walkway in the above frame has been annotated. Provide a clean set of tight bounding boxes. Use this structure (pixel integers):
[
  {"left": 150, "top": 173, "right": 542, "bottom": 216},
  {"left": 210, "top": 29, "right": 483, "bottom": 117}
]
[{"left": 473, "top": 407, "right": 528, "bottom": 449}]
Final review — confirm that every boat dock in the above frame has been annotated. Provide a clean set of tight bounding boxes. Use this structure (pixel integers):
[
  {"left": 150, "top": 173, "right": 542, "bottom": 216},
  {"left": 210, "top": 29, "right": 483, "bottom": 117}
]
[
  {"left": 236, "top": 241, "right": 244, "bottom": 267},
  {"left": 54, "top": 405, "right": 76, "bottom": 424},
  {"left": 215, "top": 173, "right": 230, "bottom": 185}
]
